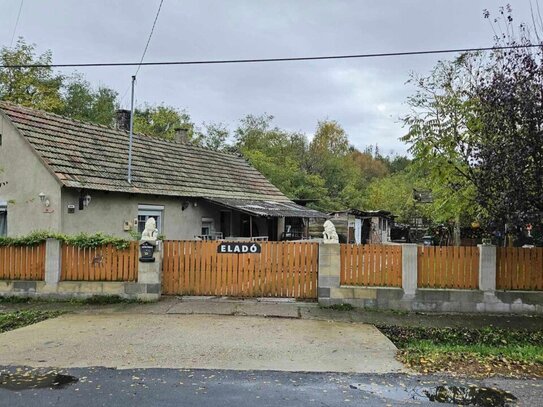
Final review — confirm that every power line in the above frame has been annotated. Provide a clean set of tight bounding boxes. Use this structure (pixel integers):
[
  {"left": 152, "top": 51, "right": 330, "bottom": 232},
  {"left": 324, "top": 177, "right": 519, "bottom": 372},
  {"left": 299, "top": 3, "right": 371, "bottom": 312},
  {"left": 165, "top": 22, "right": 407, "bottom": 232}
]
[
  {"left": 120, "top": 0, "right": 164, "bottom": 107},
  {"left": 135, "top": 0, "right": 164, "bottom": 77},
  {"left": 9, "top": 0, "right": 24, "bottom": 48},
  {"left": 0, "top": 43, "right": 541, "bottom": 69}
]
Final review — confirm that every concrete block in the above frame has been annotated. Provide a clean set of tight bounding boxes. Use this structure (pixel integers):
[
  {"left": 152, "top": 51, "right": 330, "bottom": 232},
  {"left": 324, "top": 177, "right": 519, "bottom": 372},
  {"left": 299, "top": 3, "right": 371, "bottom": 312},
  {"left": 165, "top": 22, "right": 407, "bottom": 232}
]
[
  {"left": 484, "top": 302, "right": 511, "bottom": 313},
  {"left": 318, "top": 276, "right": 340, "bottom": 288},
  {"left": 352, "top": 288, "right": 377, "bottom": 300},
  {"left": 318, "top": 287, "right": 330, "bottom": 298},
  {"left": 449, "top": 290, "right": 484, "bottom": 303},
  {"left": 13, "top": 281, "right": 37, "bottom": 292},
  {"left": 318, "top": 298, "right": 332, "bottom": 306},
  {"left": 0, "top": 281, "right": 13, "bottom": 291},
  {"left": 45, "top": 239, "right": 62, "bottom": 285},
  {"left": 78, "top": 282, "right": 105, "bottom": 294},
  {"left": 376, "top": 288, "right": 404, "bottom": 302},
  {"left": 145, "top": 284, "right": 161, "bottom": 294},
  {"left": 401, "top": 244, "right": 418, "bottom": 296},
  {"left": 496, "top": 291, "right": 543, "bottom": 305},
  {"left": 102, "top": 283, "right": 126, "bottom": 295},
  {"left": 318, "top": 243, "right": 340, "bottom": 278},
  {"left": 57, "top": 282, "right": 81, "bottom": 293},
  {"left": 478, "top": 244, "right": 496, "bottom": 292},
  {"left": 125, "top": 283, "right": 144, "bottom": 294},
  {"left": 417, "top": 289, "right": 450, "bottom": 302},
  {"left": 330, "top": 287, "right": 354, "bottom": 299}
]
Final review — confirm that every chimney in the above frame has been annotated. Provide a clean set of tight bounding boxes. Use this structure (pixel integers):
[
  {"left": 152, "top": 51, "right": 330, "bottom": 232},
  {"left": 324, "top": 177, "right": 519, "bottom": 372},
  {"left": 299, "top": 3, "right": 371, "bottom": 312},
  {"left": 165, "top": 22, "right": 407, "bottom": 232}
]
[
  {"left": 115, "top": 109, "right": 131, "bottom": 131},
  {"left": 174, "top": 127, "right": 189, "bottom": 143}
]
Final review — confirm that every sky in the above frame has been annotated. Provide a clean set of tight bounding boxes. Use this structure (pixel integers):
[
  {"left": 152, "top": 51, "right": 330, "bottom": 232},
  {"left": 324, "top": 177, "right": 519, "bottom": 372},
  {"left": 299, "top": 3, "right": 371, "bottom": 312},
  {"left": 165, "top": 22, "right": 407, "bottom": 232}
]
[{"left": 0, "top": 0, "right": 539, "bottom": 155}]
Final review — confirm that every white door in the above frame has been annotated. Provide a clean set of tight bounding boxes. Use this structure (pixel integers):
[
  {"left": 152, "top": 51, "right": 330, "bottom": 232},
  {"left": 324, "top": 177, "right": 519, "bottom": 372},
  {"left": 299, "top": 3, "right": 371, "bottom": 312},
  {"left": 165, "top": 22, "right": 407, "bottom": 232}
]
[{"left": 354, "top": 218, "right": 362, "bottom": 244}]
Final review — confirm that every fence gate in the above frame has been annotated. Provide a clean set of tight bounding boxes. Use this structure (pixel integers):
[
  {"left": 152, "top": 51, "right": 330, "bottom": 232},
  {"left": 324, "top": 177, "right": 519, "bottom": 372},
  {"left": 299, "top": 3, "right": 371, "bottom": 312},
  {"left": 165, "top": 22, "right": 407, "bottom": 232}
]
[{"left": 162, "top": 241, "right": 318, "bottom": 299}]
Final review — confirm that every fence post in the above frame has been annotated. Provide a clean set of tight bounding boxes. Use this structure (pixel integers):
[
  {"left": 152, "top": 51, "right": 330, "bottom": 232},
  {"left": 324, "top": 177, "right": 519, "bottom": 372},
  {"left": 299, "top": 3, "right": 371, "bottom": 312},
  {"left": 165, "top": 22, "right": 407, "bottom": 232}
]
[
  {"left": 478, "top": 244, "right": 497, "bottom": 292},
  {"left": 401, "top": 244, "right": 418, "bottom": 298},
  {"left": 45, "top": 238, "right": 61, "bottom": 285},
  {"left": 136, "top": 248, "right": 162, "bottom": 300},
  {"left": 317, "top": 243, "right": 341, "bottom": 305}
]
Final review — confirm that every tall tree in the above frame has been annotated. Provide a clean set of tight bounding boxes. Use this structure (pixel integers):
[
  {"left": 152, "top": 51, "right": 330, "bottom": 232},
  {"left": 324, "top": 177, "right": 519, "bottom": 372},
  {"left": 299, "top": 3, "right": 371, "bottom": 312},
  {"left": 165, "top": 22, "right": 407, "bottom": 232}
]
[
  {"left": 0, "top": 38, "right": 64, "bottom": 112},
  {"left": 60, "top": 75, "right": 118, "bottom": 126},
  {"left": 402, "top": 6, "right": 543, "bottom": 244}
]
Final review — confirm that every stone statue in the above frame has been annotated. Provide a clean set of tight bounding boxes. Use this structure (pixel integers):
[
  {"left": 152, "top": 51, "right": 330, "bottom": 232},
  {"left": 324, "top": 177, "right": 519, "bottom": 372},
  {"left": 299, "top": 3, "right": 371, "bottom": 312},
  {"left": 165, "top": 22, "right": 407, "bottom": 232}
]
[
  {"left": 140, "top": 217, "right": 158, "bottom": 246},
  {"left": 322, "top": 220, "right": 339, "bottom": 243}
]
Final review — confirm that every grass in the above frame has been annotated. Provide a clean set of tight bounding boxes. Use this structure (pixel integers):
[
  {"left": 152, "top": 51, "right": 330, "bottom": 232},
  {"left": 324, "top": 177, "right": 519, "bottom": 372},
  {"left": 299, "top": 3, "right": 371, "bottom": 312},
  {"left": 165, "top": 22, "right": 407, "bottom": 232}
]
[
  {"left": 378, "top": 325, "right": 543, "bottom": 378},
  {"left": 319, "top": 303, "right": 354, "bottom": 311},
  {"left": 0, "top": 310, "right": 64, "bottom": 334},
  {"left": 0, "top": 295, "right": 141, "bottom": 305}
]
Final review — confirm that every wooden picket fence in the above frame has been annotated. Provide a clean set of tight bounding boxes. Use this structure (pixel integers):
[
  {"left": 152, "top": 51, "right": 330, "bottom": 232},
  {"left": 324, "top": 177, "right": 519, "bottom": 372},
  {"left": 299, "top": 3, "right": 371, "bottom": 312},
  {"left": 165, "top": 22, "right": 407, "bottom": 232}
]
[
  {"left": 340, "top": 244, "right": 402, "bottom": 287},
  {"left": 60, "top": 242, "right": 139, "bottom": 281},
  {"left": 162, "top": 240, "right": 319, "bottom": 298},
  {"left": 0, "top": 243, "right": 46, "bottom": 280},
  {"left": 496, "top": 247, "right": 543, "bottom": 291},
  {"left": 417, "top": 246, "right": 479, "bottom": 289}
]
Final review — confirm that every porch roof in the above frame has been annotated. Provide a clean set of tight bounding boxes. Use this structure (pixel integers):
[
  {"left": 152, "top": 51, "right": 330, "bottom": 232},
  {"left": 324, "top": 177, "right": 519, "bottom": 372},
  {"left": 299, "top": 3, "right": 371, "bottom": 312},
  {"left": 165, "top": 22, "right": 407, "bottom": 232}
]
[{"left": 205, "top": 197, "right": 326, "bottom": 218}]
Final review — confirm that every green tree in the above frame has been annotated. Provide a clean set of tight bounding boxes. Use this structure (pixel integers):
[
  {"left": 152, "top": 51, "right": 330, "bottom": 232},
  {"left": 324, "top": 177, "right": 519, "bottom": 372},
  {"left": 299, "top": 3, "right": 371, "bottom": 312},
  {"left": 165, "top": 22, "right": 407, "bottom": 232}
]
[
  {"left": 0, "top": 38, "right": 64, "bottom": 112},
  {"left": 199, "top": 122, "right": 230, "bottom": 151},
  {"left": 60, "top": 75, "right": 118, "bottom": 126},
  {"left": 133, "top": 104, "right": 195, "bottom": 140},
  {"left": 235, "top": 114, "right": 328, "bottom": 202}
]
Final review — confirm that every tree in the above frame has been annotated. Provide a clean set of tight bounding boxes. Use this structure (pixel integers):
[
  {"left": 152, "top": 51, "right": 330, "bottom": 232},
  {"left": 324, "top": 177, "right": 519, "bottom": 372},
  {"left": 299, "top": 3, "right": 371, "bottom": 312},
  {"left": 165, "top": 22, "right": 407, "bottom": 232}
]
[
  {"left": 199, "top": 122, "right": 230, "bottom": 151},
  {"left": 402, "top": 7, "right": 543, "bottom": 244},
  {"left": 473, "top": 41, "right": 543, "bottom": 233},
  {"left": 133, "top": 104, "right": 195, "bottom": 141},
  {"left": 234, "top": 114, "right": 327, "bottom": 201},
  {"left": 0, "top": 38, "right": 64, "bottom": 112},
  {"left": 60, "top": 75, "right": 118, "bottom": 126}
]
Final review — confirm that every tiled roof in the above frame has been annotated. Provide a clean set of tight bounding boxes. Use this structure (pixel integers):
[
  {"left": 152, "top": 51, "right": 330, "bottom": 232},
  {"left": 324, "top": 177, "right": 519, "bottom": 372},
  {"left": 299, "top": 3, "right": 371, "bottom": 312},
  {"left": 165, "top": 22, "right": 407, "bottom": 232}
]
[
  {"left": 0, "top": 102, "right": 290, "bottom": 202},
  {"left": 205, "top": 197, "right": 326, "bottom": 218}
]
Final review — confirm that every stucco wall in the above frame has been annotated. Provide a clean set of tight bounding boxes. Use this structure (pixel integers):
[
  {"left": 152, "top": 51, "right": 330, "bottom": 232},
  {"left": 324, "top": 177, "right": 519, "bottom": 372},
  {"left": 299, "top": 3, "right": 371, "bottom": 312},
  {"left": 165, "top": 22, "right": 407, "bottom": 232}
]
[
  {"left": 0, "top": 113, "right": 62, "bottom": 236},
  {"left": 60, "top": 190, "right": 268, "bottom": 239}
]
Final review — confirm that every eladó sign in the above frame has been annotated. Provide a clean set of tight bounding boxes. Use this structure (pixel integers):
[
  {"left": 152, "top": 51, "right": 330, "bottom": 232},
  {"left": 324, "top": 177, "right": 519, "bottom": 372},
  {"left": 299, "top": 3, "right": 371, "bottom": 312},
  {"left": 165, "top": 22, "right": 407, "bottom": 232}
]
[{"left": 217, "top": 242, "right": 261, "bottom": 254}]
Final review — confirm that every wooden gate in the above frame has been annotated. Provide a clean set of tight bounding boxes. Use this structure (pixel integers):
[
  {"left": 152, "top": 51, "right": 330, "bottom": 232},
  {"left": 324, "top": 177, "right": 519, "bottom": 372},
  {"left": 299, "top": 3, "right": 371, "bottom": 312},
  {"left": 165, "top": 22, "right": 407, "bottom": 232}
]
[{"left": 162, "top": 240, "right": 318, "bottom": 299}]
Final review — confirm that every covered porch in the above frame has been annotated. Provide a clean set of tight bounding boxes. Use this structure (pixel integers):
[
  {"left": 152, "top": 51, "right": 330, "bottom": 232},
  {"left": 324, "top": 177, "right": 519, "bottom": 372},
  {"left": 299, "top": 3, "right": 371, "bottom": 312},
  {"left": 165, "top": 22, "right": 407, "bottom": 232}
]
[{"left": 195, "top": 197, "right": 326, "bottom": 241}]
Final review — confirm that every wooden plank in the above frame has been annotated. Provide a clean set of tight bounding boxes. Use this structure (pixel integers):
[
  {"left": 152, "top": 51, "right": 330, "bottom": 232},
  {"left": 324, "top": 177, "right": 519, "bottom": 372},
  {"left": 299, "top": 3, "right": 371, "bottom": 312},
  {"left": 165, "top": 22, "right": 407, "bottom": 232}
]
[
  {"left": 270, "top": 242, "right": 278, "bottom": 297},
  {"left": 508, "top": 247, "right": 516, "bottom": 290},
  {"left": 537, "top": 248, "right": 543, "bottom": 290},
  {"left": 354, "top": 244, "right": 361, "bottom": 286},
  {"left": 525, "top": 248, "right": 532, "bottom": 291}
]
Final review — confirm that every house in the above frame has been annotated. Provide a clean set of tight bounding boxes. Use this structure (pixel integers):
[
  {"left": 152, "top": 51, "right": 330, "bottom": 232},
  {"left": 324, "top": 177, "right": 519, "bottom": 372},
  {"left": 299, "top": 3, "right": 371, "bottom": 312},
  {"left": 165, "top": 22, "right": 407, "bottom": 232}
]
[
  {"left": 309, "top": 209, "right": 395, "bottom": 244},
  {"left": 0, "top": 102, "right": 324, "bottom": 240}
]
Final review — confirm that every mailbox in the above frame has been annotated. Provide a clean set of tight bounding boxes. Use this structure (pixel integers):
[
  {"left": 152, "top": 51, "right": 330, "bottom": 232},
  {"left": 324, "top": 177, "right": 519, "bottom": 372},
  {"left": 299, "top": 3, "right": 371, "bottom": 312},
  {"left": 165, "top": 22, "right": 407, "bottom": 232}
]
[{"left": 139, "top": 242, "right": 156, "bottom": 262}]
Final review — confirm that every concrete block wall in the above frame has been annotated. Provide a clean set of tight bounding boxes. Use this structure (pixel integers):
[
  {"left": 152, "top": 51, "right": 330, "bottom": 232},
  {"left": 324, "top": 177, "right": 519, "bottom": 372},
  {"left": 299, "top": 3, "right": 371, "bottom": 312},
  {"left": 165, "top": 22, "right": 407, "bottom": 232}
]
[
  {"left": 318, "top": 243, "right": 543, "bottom": 314},
  {"left": 0, "top": 239, "right": 162, "bottom": 301}
]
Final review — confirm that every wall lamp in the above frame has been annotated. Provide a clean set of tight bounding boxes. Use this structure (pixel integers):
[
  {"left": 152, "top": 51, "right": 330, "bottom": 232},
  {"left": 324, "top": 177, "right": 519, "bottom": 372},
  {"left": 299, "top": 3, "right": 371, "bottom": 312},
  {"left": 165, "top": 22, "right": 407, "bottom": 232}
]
[{"left": 38, "top": 192, "right": 50, "bottom": 207}]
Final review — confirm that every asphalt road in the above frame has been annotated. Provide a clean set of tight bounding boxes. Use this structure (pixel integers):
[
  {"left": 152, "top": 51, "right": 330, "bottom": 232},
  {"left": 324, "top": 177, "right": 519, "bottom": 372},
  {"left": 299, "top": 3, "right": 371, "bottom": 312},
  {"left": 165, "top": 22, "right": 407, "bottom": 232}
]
[{"left": 0, "top": 367, "right": 541, "bottom": 407}]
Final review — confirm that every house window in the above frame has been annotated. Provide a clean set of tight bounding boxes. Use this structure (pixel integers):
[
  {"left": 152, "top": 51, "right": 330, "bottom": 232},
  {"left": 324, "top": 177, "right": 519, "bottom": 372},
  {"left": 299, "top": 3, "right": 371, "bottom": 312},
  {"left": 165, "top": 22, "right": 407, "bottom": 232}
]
[
  {"left": 0, "top": 201, "right": 6, "bottom": 236},
  {"left": 137, "top": 205, "right": 164, "bottom": 235},
  {"left": 201, "top": 217, "right": 214, "bottom": 236}
]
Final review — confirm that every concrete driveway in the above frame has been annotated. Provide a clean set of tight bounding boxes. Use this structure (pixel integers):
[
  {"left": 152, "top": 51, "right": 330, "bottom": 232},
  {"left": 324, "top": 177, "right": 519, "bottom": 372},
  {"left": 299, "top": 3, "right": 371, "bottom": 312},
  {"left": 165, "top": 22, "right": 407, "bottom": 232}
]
[{"left": 0, "top": 314, "right": 405, "bottom": 373}]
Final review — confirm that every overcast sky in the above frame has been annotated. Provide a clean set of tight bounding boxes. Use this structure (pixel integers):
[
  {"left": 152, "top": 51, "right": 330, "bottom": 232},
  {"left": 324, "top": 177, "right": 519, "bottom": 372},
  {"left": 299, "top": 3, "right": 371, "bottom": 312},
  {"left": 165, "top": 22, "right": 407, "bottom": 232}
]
[{"left": 0, "top": 1, "right": 538, "bottom": 154}]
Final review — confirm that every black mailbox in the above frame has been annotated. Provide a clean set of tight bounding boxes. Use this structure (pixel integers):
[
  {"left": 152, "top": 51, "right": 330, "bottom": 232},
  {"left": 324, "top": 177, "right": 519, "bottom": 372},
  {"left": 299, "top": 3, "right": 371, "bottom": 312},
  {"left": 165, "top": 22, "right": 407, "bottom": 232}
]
[{"left": 139, "top": 242, "right": 156, "bottom": 262}]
